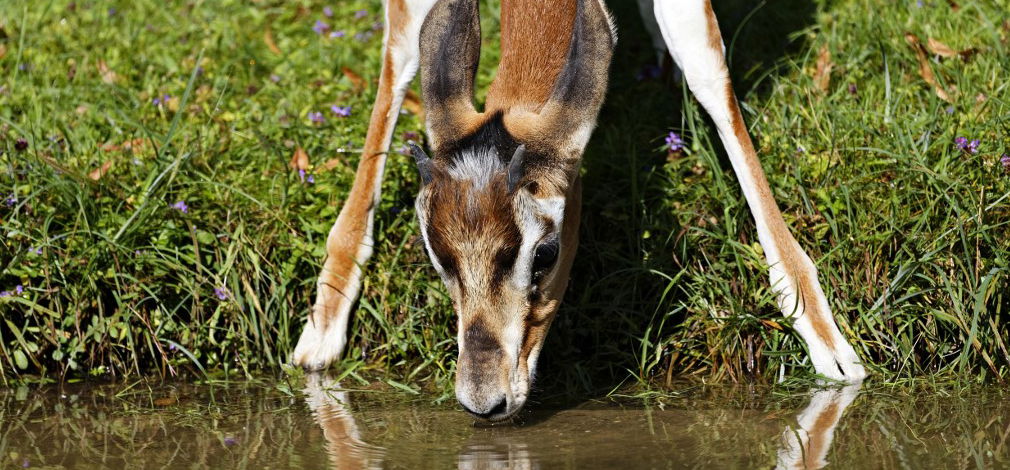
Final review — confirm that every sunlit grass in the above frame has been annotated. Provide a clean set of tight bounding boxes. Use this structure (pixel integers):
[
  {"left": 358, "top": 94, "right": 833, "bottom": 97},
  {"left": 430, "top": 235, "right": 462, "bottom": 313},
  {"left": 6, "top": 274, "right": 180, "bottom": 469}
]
[{"left": 1, "top": 0, "right": 1008, "bottom": 391}]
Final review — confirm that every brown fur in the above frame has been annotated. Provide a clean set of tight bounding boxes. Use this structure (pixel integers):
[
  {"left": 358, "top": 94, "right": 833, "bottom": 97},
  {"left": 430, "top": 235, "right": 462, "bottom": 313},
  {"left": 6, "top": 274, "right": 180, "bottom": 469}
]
[{"left": 485, "top": 0, "right": 577, "bottom": 113}]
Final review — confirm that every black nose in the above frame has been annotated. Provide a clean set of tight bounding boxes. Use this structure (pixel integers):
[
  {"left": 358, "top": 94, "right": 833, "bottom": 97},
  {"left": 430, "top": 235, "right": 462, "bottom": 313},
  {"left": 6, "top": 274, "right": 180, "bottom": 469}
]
[{"left": 463, "top": 398, "right": 508, "bottom": 420}]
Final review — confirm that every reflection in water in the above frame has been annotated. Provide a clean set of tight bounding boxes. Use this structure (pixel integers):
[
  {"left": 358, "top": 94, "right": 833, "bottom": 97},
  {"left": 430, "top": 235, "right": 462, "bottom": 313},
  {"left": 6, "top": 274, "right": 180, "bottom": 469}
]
[
  {"left": 302, "top": 374, "right": 861, "bottom": 470},
  {"left": 776, "top": 384, "right": 861, "bottom": 470}
]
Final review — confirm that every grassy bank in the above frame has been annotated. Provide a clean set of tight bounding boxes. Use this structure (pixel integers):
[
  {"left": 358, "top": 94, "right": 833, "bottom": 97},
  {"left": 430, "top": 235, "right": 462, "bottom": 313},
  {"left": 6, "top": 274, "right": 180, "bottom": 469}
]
[{"left": 1, "top": 0, "right": 1008, "bottom": 390}]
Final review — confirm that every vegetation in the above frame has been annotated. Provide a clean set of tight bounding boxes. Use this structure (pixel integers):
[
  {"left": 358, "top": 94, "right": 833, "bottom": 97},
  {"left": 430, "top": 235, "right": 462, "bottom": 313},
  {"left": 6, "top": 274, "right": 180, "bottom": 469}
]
[{"left": 1, "top": 0, "right": 1008, "bottom": 392}]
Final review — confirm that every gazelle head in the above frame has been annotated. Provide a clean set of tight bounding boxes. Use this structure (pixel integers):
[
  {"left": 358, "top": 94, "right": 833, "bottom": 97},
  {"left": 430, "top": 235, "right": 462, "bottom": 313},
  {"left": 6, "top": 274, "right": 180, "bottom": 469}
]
[{"left": 414, "top": 0, "right": 614, "bottom": 421}]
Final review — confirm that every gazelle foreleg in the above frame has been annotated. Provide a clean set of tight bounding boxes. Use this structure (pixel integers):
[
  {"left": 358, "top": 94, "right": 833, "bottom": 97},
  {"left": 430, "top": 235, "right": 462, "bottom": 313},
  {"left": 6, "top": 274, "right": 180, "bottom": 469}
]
[
  {"left": 293, "top": 0, "right": 439, "bottom": 370},
  {"left": 652, "top": 0, "right": 866, "bottom": 381}
]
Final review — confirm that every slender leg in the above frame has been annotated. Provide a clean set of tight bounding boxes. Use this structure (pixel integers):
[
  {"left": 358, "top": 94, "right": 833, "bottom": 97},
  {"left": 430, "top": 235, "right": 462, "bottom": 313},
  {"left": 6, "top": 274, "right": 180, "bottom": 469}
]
[
  {"left": 294, "top": 0, "right": 439, "bottom": 370},
  {"left": 776, "top": 384, "right": 861, "bottom": 469},
  {"left": 304, "top": 373, "right": 384, "bottom": 468},
  {"left": 653, "top": 0, "right": 866, "bottom": 381}
]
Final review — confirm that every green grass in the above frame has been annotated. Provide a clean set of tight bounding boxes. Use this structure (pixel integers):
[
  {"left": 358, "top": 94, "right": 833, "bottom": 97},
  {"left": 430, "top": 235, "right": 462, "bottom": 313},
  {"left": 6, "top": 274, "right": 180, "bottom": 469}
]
[{"left": 1, "top": 0, "right": 1008, "bottom": 391}]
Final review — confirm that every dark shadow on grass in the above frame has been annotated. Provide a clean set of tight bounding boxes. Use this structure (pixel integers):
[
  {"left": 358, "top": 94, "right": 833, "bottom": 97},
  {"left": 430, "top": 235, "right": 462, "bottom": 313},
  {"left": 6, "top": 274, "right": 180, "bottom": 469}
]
[{"left": 531, "top": 0, "right": 818, "bottom": 402}]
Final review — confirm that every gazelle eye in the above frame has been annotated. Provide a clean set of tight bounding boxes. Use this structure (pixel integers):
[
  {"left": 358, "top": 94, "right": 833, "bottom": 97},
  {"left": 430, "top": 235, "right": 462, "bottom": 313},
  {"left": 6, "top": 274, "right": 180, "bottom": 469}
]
[{"left": 531, "top": 235, "right": 560, "bottom": 282}]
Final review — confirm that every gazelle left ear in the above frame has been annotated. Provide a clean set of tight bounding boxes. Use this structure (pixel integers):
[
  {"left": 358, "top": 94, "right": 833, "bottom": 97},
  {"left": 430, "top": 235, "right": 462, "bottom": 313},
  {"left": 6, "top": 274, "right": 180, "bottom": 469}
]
[
  {"left": 506, "top": 144, "right": 526, "bottom": 192},
  {"left": 410, "top": 143, "right": 434, "bottom": 185}
]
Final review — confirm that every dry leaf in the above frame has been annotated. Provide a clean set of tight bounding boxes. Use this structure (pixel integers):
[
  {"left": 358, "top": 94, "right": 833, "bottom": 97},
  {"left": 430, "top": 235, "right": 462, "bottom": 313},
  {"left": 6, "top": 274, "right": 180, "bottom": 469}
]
[
  {"left": 97, "top": 60, "right": 119, "bottom": 84},
  {"left": 289, "top": 146, "right": 310, "bottom": 170},
  {"left": 153, "top": 397, "right": 177, "bottom": 406},
  {"left": 342, "top": 67, "right": 367, "bottom": 92},
  {"left": 905, "top": 32, "right": 952, "bottom": 102},
  {"left": 761, "top": 319, "right": 783, "bottom": 331},
  {"left": 947, "top": 0, "right": 960, "bottom": 11},
  {"left": 88, "top": 160, "right": 113, "bottom": 180},
  {"left": 402, "top": 90, "right": 424, "bottom": 117},
  {"left": 812, "top": 45, "right": 833, "bottom": 93},
  {"left": 0, "top": 44, "right": 6, "bottom": 60},
  {"left": 264, "top": 28, "right": 282, "bottom": 55},
  {"left": 317, "top": 158, "right": 344, "bottom": 172},
  {"left": 926, "top": 38, "right": 957, "bottom": 58}
]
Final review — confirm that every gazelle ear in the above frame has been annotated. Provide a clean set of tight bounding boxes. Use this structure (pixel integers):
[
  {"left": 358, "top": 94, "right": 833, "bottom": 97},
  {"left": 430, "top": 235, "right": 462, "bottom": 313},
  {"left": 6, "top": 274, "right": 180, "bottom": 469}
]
[
  {"left": 521, "top": 0, "right": 615, "bottom": 157},
  {"left": 419, "top": 0, "right": 483, "bottom": 152},
  {"left": 409, "top": 143, "right": 434, "bottom": 185}
]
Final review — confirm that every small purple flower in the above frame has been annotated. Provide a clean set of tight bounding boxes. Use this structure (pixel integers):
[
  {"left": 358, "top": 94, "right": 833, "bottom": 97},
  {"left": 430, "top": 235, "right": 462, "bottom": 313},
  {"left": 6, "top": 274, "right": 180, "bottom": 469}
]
[
  {"left": 15, "top": 138, "right": 28, "bottom": 151},
  {"left": 168, "top": 343, "right": 177, "bottom": 351},
  {"left": 954, "top": 136, "right": 968, "bottom": 150},
  {"left": 171, "top": 201, "right": 189, "bottom": 213},
  {"left": 307, "top": 174, "right": 315, "bottom": 184},
  {"left": 108, "top": 7, "right": 116, "bottom": 16},
  {"left": 329, "top": 30, "right": 345, "bottom": 38},
  {"left": 195, "top": 66, "right": 204, "bottom": 76},
  {"left": 0, "top": 285, "right": 22, "bottom": 298},
  {"left": 354, "top": 31, "right": 373, "bottom": 42},
  {"left": 307, "top": 111, "right": 325, "bottom": 124},
  {"left": 4, "top": 193, "right": 16, "bottom": 207},
  {"left": 269, "top": 74, "right": 281, "bottom": 83},
  {"left": 323, "top": 6, "right": 333, "bottom": 17},
  {"left": 29, "top": 246, "right": 42, "bottom": 255},
  {"left": 797, "top": 145, "right": 806, "bottom": 154},
  {"left": 224, "top": 436, "right": 238, "bottom": 446},
  {"left": 1001, "top": 154, "right": 1010, "bottom": 171},
  {"left": 17, "top": 63, "right": 28, "bottom": 72},
  {"left": 945, "top": 106, "right": 955, "bottom": 114},
  {"left": 152, "top": 97, "right": 161, "bottom": 105},
  {"left": 398, "top": 144, "right": 410, "bottom": 155},
  {"left": 15, "top": 285, "right": 23, "bottom": 295},
  {"left": 331, "top": 105, "right": 351, "bottom": 117},
  {"left": 847, "top": 83, "right": 857, "bottom": 95},
  {"left": 214, "top": 286, "right": 229, "bottom": 301},
  {"left": 313, "top": 19, "right": 330, "bottom": 35},
  {"left": 967, "top": 139, "right": 980, "bottom": 154},
  {"left": 664, "top": 132, "right": 685, "bottom": 152},
  {"left": 354, "top": 9, "right": 368, "bottom": 19}
]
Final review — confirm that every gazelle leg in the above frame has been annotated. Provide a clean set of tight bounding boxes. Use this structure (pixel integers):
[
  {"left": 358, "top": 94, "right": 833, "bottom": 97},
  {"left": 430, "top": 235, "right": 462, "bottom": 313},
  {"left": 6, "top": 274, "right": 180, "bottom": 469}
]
[
  {"left": 293, "top": 0, "right": 439, "bottom": 370},
  {"left": 653, "top": 0, "right": 866, "bottom": 381},
  {"left": 776, "top": 384, "right": 861, "bottom": 469}
]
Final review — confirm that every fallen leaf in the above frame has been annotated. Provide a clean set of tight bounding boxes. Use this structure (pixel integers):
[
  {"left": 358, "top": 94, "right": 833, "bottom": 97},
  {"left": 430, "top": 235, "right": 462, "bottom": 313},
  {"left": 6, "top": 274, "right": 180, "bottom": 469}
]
[
  {"left": 402, "top": 90, "right": 424, "bottom": 117},
  {"left": 153, "top": 397, "right": 177, "bottom": 406},
  {"left": 88, "top": 160, "right": 113, "bottom": 180},
  {"left": 264, "top": 28, "right": 282, "bottom": 55},
  {"left": 926, "top": 38, "right": 957, "bottom": 57},
  {"left": 761, "top": 319, "right": 783, "bottom": 331},
  {"left": 289, "top": 146, "right": 310, "bottom": 170},
  {"left": 947, "top": 0, "right": 959, "bottom": 11},
  {"left": 317, "top": 158, "right": 343, "bottom": 172},
  {"left": 812, "top": 45, "right": 833, "bottom": 93},
  {"left": 905, "top": 32, "right": 952, "bottom": 102},
  {"left": 97, "top": 60, "right": 119, "bottom": 84},
  {"left": 342, "top": 67, "right": 367, "bottom": 92}
]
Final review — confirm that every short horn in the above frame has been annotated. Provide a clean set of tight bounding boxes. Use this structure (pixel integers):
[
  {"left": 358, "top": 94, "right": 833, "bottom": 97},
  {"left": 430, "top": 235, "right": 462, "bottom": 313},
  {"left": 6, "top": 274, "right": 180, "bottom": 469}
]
[
  {"left": 419, "top": 0, "right": 483, "bottom": 153},
  {"left": 506, "top": 144, "right": 526, "bottom": 192},
  {"left": 409, "top": 143, "right": 434, "bottom": 185}
]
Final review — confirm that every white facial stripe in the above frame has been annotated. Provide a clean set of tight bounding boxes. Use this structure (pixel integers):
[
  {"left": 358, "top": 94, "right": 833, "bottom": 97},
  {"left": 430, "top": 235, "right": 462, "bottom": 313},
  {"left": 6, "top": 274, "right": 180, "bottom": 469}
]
[{"left": 510, "top": 194, "right": 566, "bottom": 289}]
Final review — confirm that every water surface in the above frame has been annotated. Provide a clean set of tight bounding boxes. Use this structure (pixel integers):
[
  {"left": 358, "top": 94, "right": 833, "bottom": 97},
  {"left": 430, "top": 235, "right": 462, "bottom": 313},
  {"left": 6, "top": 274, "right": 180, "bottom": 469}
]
[{"left": 2, "top": 376, "right": 1007, "bottom": 469}]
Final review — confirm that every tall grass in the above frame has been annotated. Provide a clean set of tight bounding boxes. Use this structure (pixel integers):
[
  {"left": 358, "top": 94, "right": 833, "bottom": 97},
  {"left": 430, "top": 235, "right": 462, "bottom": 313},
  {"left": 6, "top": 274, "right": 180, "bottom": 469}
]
[{"left": 1, "top": 0, "right": 1008, "bottom": 390}]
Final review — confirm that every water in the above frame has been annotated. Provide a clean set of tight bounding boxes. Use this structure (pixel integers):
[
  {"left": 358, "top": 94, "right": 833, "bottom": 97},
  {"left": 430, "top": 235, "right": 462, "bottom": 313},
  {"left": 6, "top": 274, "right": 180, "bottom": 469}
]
[{"left": 2, "top": 375, "right": 1008, "bottom": 469}]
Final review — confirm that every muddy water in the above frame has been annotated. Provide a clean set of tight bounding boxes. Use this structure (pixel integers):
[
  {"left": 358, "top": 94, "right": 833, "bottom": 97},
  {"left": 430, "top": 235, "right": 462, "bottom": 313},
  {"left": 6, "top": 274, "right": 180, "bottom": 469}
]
[{"left": 1, "top": 376, "right": 1008, "bottom": 469}]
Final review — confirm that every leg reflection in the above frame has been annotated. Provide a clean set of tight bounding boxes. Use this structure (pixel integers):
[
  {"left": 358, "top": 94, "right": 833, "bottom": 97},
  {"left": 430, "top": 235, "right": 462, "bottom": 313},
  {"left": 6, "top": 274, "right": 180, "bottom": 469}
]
[
  {"left": 303, "top": 373, "right": 384, "bottom": 469},
  {"left": 458, "top": 440, "right": 536, "bottom": 470},
  {"left": 776, "top": 383, "right": 861, "bottom": 470}
]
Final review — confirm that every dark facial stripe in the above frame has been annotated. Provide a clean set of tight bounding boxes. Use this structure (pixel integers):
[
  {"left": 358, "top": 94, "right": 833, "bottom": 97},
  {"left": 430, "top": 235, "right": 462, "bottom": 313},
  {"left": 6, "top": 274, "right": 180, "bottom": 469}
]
[{"left": 490, "top": 238, "right": 520, "bottom": 296}]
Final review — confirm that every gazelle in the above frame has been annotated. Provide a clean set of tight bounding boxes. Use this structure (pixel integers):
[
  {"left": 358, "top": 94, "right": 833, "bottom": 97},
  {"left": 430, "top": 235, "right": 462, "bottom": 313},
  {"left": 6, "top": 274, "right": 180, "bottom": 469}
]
[{"left": 293, "top": 0, "right": 868, "bottom": 421}]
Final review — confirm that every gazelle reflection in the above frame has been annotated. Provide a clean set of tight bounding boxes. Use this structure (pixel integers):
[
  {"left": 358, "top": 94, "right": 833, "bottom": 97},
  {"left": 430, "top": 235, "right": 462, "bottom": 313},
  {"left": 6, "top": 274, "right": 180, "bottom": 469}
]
[{"left": 303, "top": 373, "right": 860, "bottom": 470}]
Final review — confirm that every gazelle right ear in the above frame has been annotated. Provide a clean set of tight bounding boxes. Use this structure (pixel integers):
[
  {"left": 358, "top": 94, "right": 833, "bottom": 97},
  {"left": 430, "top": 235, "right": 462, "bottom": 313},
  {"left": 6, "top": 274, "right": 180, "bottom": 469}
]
[
  {"left": 419, "top": 0, "right": 483, "bottom": 152},
  {"left": 409, "top": 143, "right": 434, "bottom": 185}
]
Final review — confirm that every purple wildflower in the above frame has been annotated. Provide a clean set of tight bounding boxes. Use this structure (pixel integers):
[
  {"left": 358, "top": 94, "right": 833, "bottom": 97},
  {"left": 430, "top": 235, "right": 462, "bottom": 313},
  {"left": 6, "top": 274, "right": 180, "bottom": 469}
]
[
  {"left": 945, "top": 106, "right": 955, "bottom": 114},
  {"left": 269, "top": 74, "right": 281, "bottom": 83},
  {"left": 214, "top": 286, "right": 229, "bottom": 301},
  {"left": 307, "top": 174, "right": 315, "bottom": 184},
  {"left": 15, "top": 285, "right": 23, "bottom": 295},
  {"left": 29, "top": 246, "right": 42, "bottom": 255},
  {"left": 108, "top": 7, "right": 116, "bottom": 16},
  {"left": 1001, "top": 154, "right": 1010, "bottom": 171},
  {"left": 847, "top": 83, "right": 857, "bottom": 95},
  {"left": 195, "top": 66, "right": 204, "bottom": 76},
  {"left": 954, "top": 136, "right": 968, "bottom": 150},
  {"left": 224, "top": 436, "right": 238, "bottom": 446},
  {"left": 15, "top": 138, "right": 28, "bottom": 151},
  {"left": 21, "top": 457, "right": 29, "bottom": 468},
  {"left": 17, "top": 63, "right": 28, "bottom": 72},
  {"left": 797, "top": 145, "right": 806, "bottom": 154},
  {"left": 171, "top": 201, "right": 189, "bottom": 213},
  {"left": 323, "top": 6, "right": 333, "bottom": 17},
  {"left": 967, "top": 139, "right": 980, "bottom": 154},
  {"left": 0, "top": 285, "right": 23, "bottom": 298},
  {"left": 329, "top": 30, "right": 345, "bottom": 38},
  {"left": 313, "top": 19, "right": 330, "bottom": 35},
  {"left": 354, "top": 9, "right": 368, "bottom": 19},
  {"left": 635, "top": 64, "right": 662, "bottom": 81},
  {"left": 403, "top": 131, "right": 419, "bottom": 142},
  {"left": 307, "top": 111, "right": 325, "bottom": 124},
  {"left": 168, "top": 343, "right": 177, "bottom": 351},
  {"left": 4, "top": 193, "right": 16, "bottom": 207},
  {"left": 354, "top": 31, "right": 373, "bottom": 42},
  {"left": 331, "top": 105, "right": 351, "bottom": 117},
  {"left": 664, "top": 132, "right": 685, "bottom": 152}
]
